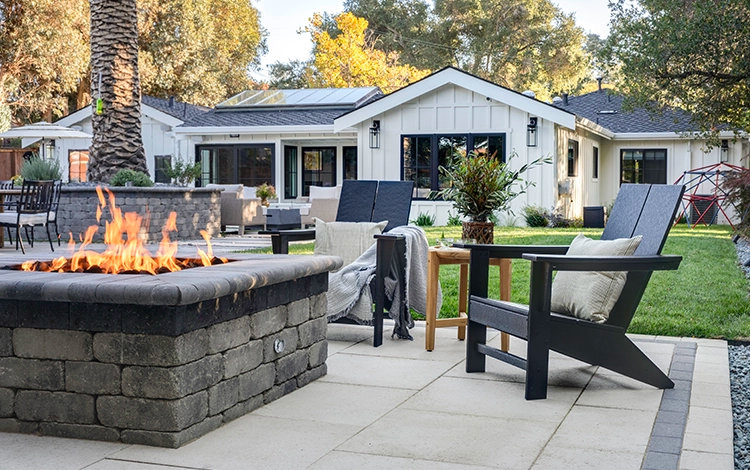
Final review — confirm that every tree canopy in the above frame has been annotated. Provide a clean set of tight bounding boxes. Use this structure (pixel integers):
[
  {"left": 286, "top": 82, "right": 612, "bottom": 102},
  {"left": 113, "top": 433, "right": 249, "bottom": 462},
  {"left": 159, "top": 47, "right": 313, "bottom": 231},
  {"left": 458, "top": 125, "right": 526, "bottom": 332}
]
[
  {"left": 604, "top": 0, "right": 750, "bottom": 137},
  {"left": 332, "top": 0, "right": 590, "bottom": 101},
  {"left": 304, "top": 12, "right": 430, "bottom": 93}
]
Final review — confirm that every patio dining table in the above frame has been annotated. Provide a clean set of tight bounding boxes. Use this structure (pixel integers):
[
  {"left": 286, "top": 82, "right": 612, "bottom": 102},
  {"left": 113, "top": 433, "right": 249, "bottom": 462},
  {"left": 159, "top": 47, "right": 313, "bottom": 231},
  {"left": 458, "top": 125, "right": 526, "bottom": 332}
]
[{"left": 0, "top": 188, "right": 22, "bottom": 248}]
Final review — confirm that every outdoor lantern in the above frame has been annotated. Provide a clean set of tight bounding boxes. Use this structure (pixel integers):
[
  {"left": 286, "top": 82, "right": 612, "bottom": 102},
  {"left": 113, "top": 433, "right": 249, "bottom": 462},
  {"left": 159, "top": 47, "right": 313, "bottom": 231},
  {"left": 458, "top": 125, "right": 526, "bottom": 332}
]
[
  {"left": 527, "top": 117, "right": 538, "bottom": 147},
  {"left": 721, "top": 139, "right": 729, "bottom": 162},
  {"left": 369, "top": 120, "right": 381, "bottom": 149}
]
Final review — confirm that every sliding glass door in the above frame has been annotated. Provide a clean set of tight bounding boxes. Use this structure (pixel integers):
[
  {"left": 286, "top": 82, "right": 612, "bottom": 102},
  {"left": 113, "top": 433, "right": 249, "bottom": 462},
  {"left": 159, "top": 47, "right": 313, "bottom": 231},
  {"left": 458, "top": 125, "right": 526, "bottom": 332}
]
[
  {"left": 302, "top": 147, "right": 336, "bottom": 196},
  {"left": 197, "top": 145, "right": 274, "bottom": 188}
]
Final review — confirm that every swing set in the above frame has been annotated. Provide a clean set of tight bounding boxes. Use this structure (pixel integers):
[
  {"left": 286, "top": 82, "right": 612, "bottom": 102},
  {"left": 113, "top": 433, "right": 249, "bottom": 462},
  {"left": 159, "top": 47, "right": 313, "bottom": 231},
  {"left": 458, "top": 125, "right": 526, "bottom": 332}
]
[{"left": 673, "top": 162, "right": 747, "bottom": 229}]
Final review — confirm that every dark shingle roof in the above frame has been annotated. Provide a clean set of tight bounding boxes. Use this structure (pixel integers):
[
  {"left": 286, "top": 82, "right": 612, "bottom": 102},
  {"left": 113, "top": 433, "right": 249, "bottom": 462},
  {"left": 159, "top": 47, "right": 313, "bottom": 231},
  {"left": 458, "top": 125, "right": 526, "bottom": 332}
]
[
  {"left": 142, "top": 96, "right": 210, "bottom": 122},
  {"left": 553, "top": 91, "right": 698, "bottom": 133},
  {"left": 180, "top": 108, "right": 352, "bottom": 128}
]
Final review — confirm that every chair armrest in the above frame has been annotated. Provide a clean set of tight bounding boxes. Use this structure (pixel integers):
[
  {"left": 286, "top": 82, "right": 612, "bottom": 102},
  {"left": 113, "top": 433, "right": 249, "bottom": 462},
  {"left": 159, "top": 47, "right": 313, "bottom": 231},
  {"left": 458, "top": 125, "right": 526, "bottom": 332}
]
[
  {"left": 259, "top": 229, "right": 316, "bottom": 254},
  {"left": 521, "top": 254, "right": 682, "bottom": 272},
  {"left": 374, "top": 233, "right": 404, "bottom": 241},
  {"left": 453, "top": 243, "right": 569, "bottom": 259}
]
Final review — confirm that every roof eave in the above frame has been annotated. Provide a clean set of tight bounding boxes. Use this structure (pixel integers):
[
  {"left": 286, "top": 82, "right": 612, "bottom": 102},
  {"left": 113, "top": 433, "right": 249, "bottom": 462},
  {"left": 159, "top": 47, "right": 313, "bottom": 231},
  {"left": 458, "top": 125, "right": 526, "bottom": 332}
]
[
  {"left": 575, "top": 117, "right": 615, "bottom": 139},
  {"left": 333, "top": 67, "right": 576, "bottom": 132},
  {"left": 174, "top": 125, "right": 342, "bottom": 135}
]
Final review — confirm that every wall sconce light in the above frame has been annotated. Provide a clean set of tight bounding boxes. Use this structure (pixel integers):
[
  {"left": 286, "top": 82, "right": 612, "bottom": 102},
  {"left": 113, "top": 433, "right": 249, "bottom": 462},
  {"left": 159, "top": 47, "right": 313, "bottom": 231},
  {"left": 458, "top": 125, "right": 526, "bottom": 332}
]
[
  {"left": 369, "top": 120, "right": 380, "bottom": 149},
  {"left": 527, "top": 117, "right": 538, "bottom": 147},
  {"left": 720, "top": 139, "right": 729, "bottom": 162}
]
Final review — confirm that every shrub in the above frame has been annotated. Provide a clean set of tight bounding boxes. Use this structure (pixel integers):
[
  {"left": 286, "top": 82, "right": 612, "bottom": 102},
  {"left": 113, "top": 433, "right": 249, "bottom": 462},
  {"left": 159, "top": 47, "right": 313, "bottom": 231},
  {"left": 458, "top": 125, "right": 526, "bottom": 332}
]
[
  {"left": 163, "top": 157, "right": 201, "bottom": 186},
  {"left": 110, "top": 169, "right": 154, "bottom": 187},
  {"left": 522, "top": 205, "right": 549, "bottom": 227},
  {"left": 548, "top": 209, "right": 575, "bottom": 228},
  {"left": 411, "top": 211, "right": 436, "bottom": 226},
  {"left": 20, "top": 155, "right": 61, "bottom": 181},
  {"left": 723, "top": 168, "right": 750, "bottom": 234},
  {"left": 446, "top": 210, "right": 462, "bottom": 226},
  {"left": 256, "top": 183, "right": 277, "bottom": 200}
]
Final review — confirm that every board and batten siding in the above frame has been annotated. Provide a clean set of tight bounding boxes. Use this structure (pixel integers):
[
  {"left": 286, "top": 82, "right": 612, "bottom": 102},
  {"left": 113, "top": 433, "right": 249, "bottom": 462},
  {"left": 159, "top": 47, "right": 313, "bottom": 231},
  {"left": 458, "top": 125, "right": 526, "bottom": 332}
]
[
  {"left": 556, "top": 126, "right": 605, "bottom": 219},
  {"left": 355, "top": 83, "right": 559, "bottom": 226}
]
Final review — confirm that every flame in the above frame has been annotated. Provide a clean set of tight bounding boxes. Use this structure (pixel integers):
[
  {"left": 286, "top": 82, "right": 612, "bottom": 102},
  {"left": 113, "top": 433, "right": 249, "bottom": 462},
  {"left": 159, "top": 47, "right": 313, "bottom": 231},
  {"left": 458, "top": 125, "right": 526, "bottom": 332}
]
[{"left": 20, "top": 186, "right": 228, "bottom": 274}]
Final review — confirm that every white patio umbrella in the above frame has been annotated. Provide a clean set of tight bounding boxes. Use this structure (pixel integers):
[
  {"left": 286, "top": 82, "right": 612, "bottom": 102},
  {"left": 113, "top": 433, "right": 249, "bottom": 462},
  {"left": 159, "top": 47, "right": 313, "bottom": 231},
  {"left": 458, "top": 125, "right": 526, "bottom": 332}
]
[{"left": 0, "top": 121, "right": 92, "bottom": 158}]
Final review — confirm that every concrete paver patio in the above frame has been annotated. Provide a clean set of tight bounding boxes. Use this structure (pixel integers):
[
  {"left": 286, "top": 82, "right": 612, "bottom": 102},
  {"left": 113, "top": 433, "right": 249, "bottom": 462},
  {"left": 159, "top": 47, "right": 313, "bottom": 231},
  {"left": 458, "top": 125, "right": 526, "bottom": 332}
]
[{"left": 0, "top": 237, "right": 735, "bottom": 469}]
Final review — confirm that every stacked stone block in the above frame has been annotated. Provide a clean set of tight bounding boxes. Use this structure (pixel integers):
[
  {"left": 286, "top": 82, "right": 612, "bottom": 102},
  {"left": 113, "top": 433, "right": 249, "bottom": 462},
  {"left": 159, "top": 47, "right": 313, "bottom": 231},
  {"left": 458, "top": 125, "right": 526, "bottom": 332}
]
[
  {"left": 57, "top": 187, "right": 221, "bottom": 242},
  {"left": 0, "top": 293, "right": 328, "bottom": 448}
]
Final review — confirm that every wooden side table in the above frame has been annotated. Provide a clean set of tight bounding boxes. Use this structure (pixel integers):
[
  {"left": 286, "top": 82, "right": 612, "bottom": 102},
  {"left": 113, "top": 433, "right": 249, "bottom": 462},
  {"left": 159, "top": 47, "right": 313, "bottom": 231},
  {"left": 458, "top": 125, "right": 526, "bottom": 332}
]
[{"left": 426, "top": 247, "right": 511, "bottom": 352}]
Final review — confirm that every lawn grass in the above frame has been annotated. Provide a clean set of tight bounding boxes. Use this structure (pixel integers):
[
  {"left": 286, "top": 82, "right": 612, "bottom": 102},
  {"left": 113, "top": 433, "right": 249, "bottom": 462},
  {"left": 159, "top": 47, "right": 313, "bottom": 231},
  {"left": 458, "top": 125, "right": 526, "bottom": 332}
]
[{"left": 243, "top": 224, "right": 750, "bottom": 340}]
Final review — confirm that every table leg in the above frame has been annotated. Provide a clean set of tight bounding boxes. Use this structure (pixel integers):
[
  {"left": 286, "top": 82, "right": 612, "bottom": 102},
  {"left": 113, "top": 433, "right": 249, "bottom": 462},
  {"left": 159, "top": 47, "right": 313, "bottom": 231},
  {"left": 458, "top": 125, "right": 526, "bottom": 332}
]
[
  {"left": 0, "top": 194, "right": 5, "bottom": 248},
  {"left": 425, "top": 250, "right": 439, "bottom": 351},
  {"left": 457, "top": 264, "right": 468, "bottom": 340},
  {"left": 499, "top": 258, "right": 512, "bottom": 352}
]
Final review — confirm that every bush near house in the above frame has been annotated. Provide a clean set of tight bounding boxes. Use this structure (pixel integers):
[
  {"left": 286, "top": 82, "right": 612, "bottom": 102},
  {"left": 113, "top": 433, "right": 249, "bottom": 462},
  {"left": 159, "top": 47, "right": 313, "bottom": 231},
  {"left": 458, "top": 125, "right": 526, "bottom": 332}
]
[
  {"left": 110, "top": 169, "right": 154, "bottom": 187},
  {"left": 20, "top": 155, "right": 62, "bottom": 181}
]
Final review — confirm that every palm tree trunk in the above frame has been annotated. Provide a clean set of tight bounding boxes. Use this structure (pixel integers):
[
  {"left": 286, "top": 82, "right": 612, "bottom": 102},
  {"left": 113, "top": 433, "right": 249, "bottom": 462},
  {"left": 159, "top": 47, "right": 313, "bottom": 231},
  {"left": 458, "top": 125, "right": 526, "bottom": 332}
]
[{"left": 88, "top": 0, "right": 148, "bottom": 183}]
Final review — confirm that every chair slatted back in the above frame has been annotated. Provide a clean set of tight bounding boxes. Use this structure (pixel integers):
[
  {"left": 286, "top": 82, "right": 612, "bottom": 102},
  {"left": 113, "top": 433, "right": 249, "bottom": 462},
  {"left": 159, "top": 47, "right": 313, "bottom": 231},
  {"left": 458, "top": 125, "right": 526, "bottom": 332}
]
[
  {"left": 336, "top": 180, "right": 378, "bottom": 223},
  {"left": 603, "top": 183, "right": 684, "bottom": 328},
  {"left": 50, "top": 180, "right": 62, "bottom": 213},
  {"left": 372, "top": 181, "right": 414, "bottom": 232},
  {"left": 0, "top": 180, "right": 14, "bottom": 191},
  {"left": 19, "top": 180, "right": 53, "bottom": 215}
]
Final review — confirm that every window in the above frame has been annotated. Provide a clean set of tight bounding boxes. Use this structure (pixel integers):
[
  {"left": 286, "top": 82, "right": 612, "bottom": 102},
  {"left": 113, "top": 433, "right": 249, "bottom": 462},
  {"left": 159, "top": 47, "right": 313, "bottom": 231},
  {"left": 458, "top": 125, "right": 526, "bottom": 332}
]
[
  {"left": 402, "top": 133, "right": 505, "bottom": 199},
  {"left": 343, "top": 146, "right": 357, "bottom": 180},
  {"left": 68, "top": 150, "right": 89, "bottom": 182},
  {"left": 302, "top": 147, "right": 336, "bottom": 196},
  {"left": 197, "top": 145, "right": 274, "bottom": 188},
  {"left": 593, "top": 146, "right": 599, "bottom": 180},
  {"left": 621, "top": 149, "right": 666, "bottom": 184},
  {"left": 154, "top": 155, "right": 171, "bottom": 183},
  {"left": 567, "top": 140, "right": 579, "bottom": 177},
  {"left": 284, "top": 146, "right": 298, "bottom": 199}
]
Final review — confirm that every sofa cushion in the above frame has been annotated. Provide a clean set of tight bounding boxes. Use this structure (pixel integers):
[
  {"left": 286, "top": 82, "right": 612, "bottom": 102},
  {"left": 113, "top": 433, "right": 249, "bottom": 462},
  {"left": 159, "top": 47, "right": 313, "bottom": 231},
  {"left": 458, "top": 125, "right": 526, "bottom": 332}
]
[
  {"left": 550, "top": 233, "right": 642, "bottom": 323},
  {"left": 309, "top": 186, "right": 337, "bottom": 201},
  {"left": 243, "top": 187, "right": 257, "bottom": 199},
  {"left": 313, "top": 219, "right": 388, "bottom": 269}
]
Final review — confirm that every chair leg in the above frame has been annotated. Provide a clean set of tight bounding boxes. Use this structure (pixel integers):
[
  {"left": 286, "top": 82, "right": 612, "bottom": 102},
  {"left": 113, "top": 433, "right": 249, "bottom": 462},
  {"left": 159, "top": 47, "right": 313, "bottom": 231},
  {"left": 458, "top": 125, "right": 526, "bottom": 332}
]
[
  {"left": 524, "top": 261, "right": 554, "bottom": 400},
  {"left": 466, "top": 319, "right": 487, "bottom": 372},
  {"left": 373, "top": 237, "right": 397, "bottom": 347},
  {"left": 6, "top": 226, "right": 11, "bottom": 244},
  {"left": 53, "top": 221, "right": 60, "bottom": 246},
  {"left": 24, "top": 226, "right": 31, "bottom": 247},
  {"left": 46, "top": 224, "right": 54, "bottom": 252},
  {"left": 16, "top": 226, "right": 24, "bottom": 254}
]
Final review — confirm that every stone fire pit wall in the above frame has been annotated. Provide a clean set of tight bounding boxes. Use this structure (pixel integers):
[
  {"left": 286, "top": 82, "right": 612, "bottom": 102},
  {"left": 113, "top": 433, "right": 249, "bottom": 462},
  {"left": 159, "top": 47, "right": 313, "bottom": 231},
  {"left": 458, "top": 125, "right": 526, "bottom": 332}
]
[
  {"left": 0, "top": 254, "right": 341, "bottom": 448},
  {"left": 58, "top": 186, "right": 222, "bottom": 242}
]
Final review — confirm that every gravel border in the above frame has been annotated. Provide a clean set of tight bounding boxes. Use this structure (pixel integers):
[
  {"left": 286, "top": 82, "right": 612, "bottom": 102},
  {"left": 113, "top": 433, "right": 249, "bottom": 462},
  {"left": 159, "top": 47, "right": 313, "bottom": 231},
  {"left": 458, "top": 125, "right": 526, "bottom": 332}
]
[{"left": 731, "top": 237, "right": 749, "bottom": 469}]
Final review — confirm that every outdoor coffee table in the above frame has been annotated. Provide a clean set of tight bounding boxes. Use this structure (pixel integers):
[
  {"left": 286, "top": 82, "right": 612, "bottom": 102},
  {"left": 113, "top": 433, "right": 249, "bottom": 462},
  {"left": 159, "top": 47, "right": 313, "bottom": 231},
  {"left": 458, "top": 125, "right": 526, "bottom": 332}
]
[
  {"left": 425, "top": 246, "right": 511, "bottom": 352},
  {"left": 263, "top": 206, "right": 302, "bottom": 230}
]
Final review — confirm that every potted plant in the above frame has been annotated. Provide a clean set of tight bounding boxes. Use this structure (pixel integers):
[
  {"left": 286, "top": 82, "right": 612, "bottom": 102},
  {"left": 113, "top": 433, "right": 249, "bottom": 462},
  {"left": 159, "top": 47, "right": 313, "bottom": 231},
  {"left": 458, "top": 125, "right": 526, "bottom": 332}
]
[
  {"left": 433, "top": 150, "right": 549, "bottom": 244},
  {"left": 256, "top": 183, "right": 277, "bottom": 207}
]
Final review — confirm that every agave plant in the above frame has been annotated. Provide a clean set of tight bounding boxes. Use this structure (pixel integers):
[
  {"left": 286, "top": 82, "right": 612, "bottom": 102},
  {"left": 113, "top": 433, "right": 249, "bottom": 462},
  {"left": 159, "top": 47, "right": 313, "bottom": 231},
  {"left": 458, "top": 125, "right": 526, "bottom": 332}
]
[{"left": 433, "top": 150, "right": 550, "bottom": 222}]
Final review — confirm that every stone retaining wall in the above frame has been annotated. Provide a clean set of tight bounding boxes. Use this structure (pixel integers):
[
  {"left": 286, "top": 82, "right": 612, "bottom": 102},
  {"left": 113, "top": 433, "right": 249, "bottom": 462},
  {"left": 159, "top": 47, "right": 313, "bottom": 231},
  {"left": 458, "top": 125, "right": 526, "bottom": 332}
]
[
  {"left": 57, "top": 187, "right": 222, "bottom": 242},
  {"left": 0, "top": 292, "right": 328, "bottom": 448}
]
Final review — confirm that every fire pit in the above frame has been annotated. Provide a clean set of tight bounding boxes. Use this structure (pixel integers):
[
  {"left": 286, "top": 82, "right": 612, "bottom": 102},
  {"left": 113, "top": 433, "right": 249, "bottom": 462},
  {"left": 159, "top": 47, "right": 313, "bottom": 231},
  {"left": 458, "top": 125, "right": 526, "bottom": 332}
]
[{"left": 0, "top": 189, "right": 342, "bottom": 447}]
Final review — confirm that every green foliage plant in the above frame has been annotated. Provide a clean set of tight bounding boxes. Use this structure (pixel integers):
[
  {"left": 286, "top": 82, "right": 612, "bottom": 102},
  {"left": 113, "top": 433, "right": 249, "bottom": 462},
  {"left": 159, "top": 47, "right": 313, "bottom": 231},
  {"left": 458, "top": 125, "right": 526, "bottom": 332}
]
[
  {"left": 411, "top": 211, "right": 436, "bottom": 226},
  {"left": 256, "top": 183, "right": 277, "bottom": 200},
  {"left": 20, "top": 155, "right": 62, "bottom": 180},
  {"left": 522, "top": 205, "right": 549, "bottom": 227},
  {"left": 446, "top": 210, "right": 462, "bottom": 226},
  {"left": 433, "top": 150, "right": 550, "bottom": 223},
  {"left": 163, "top": 157, "right": 201, "bottom": 186},
  {"left": 723, "top": 168, "right": 750, "bottom": 235},
  {"left": 110, "top": 169, "right": 154, "bottom": 187}
]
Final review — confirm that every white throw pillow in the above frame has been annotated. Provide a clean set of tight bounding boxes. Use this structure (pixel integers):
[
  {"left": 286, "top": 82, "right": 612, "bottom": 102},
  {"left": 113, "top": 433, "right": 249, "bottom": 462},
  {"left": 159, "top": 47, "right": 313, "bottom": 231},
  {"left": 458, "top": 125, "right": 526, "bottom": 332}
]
[
  {"left": 550, "top": 233, "right": 642, "bottom": 323},
  {"left": 308, "top": 186, "right": 337, "bottom": 201},
  {"left": 313, "top": 219, "right": 388, "bottom": 269}
]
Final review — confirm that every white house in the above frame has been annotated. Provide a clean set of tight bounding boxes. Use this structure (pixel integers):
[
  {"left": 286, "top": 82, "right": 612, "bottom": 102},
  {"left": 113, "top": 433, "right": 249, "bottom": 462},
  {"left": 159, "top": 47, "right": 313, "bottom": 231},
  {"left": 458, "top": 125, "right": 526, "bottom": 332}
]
[{"left": 34, "top": 96, "right": 209, "bottom": 183}]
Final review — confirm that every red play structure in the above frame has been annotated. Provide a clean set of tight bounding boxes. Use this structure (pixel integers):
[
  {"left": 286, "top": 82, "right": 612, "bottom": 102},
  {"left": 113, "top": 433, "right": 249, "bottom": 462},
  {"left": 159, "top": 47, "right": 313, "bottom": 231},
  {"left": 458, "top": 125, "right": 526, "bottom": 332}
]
[{"left": 673, "top": 162, "right": 746, "bottom": 229}]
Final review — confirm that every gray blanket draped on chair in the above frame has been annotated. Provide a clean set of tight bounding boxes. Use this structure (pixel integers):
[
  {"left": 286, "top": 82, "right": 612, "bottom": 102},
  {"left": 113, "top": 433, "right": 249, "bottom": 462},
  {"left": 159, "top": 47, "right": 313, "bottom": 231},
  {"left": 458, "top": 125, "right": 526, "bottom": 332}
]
[{"left": 326, "top": 225, "right": 441, "bottom": 339}]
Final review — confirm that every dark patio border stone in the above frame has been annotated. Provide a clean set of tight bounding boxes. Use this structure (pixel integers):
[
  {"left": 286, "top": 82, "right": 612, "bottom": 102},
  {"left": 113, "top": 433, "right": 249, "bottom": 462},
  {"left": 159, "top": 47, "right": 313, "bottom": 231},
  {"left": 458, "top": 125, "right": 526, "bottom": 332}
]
[{"left": 642, "top": 340, "right": 697, "bottom": 470}]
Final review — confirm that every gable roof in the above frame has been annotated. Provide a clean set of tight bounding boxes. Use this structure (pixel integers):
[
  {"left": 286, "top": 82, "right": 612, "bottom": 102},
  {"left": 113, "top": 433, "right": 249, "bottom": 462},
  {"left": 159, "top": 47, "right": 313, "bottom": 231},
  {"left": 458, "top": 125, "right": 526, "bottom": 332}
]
[
  {"left": 141, "top": 96, "right": 210, "bottom": 121},
  {"left": 553, "top": 90, "right": 698, "bottom": 134},
  {"left": 179, "top": 108, "right": 352, "bottom": 128},
  {"left": 333, "top": 66, "right": 577, "bottom": 132}
]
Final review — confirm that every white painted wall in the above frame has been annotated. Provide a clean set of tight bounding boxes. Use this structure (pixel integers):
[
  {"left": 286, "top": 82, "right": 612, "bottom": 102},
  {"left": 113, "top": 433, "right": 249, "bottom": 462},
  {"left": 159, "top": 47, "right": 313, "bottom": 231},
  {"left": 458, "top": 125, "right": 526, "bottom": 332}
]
[{"left": 354, "top": 84, "right": 560, "bottom": 226}]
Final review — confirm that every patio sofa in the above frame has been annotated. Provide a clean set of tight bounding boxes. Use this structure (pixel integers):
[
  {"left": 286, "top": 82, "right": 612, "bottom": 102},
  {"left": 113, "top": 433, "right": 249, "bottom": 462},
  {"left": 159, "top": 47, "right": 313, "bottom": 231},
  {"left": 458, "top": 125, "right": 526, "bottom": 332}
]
[
  {"left": 206, "top": 184, "right": 264, "bottom": 234},
  {"left": 299, "top": 185, "right": 341, "bottom": 227}
]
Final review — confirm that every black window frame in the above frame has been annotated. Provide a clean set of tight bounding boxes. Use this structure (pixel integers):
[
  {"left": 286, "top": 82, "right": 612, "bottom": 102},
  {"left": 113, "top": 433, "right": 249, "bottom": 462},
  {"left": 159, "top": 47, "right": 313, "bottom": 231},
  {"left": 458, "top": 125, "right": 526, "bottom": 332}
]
[
  {"left": 154, "top": 154, "right": 171, "bottom": 184},
  {"left": 301, "top": 146, "right": 337, "bottom": 197},
  {"left": 343, "top": 146, "right": 358, "bottom": 180},
  {"left": 283, "top": 146, "right": 298, "bottom": 199},
  {"left": 195, "top": 144, "right": 275, "bottom": 188},
  {"left": 400, "top": 133, "right": 506, "bottom": 199},
  {"left": 620, "top": 148, "right": 667, "bottom": 185},
  {"left": 567, "top": 139, "right": 579, "bottom": 177},
  {"left": 592, "top": 146, "right": 599, "bottom": 180}
]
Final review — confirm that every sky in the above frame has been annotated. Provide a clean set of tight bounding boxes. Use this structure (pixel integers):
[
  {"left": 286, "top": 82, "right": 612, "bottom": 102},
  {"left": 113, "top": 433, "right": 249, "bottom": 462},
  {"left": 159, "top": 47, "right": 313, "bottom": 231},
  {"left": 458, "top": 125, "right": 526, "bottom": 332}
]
[{"left": 253, "top": 0, "right": 612, "bottom": 80}]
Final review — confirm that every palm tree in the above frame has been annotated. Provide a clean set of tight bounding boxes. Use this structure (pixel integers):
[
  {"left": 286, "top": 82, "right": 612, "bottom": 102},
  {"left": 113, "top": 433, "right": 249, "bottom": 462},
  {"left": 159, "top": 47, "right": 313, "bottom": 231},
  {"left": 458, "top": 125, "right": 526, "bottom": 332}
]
[{"left": 88, "top": 0, "right": 148, "bottom": 182}]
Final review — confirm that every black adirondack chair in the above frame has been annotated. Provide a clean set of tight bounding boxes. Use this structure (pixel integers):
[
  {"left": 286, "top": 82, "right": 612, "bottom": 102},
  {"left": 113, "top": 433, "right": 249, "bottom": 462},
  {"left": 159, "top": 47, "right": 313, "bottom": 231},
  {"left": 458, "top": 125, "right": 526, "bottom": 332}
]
[
  {"left": 264, "top": 180, "right": 415, "bottom": 347},
  {"left": 455, "top": 184, "right": 684, "bottom": 400}
]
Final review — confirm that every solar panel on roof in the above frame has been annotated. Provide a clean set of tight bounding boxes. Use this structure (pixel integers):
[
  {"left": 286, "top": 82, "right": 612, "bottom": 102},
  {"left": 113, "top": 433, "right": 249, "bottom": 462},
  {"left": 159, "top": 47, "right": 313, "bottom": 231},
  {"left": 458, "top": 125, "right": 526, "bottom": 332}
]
[{"left": 216, "top": 87, "right": 379, "bottom": 108}]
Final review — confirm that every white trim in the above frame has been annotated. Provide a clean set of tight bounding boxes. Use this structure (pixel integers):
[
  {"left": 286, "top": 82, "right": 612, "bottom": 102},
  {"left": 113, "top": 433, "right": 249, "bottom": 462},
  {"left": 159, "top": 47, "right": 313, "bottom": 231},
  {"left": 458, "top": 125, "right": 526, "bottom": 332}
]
[
  {"left": 142, "top": 106, "right": 182, "bottom": 127},
  {"left": 612, "top": 130, "right": 740, "bottom": 141},
  {"left": 576, "top": 117, "right": 615, "bottom": 139},
  {"left": 174, "top": 125, "right": 338, "bottom": 135},
  {"left": 333, "top": 67, "right": 577, "bottom": 132}
]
